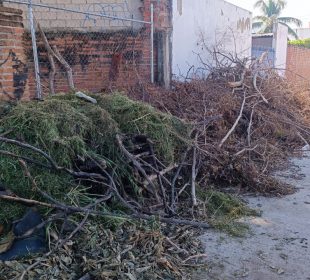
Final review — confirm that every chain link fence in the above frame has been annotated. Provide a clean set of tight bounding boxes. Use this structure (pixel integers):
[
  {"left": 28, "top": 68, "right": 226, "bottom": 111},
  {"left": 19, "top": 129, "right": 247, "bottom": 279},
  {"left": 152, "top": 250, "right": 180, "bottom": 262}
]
[{"left": 2, "top": 0, "right": 154, "bottom": 99}]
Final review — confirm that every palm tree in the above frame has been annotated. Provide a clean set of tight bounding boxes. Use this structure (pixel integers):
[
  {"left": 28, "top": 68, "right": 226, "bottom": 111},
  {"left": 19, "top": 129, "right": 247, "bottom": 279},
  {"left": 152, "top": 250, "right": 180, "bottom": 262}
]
[{"left": 253, "top": 0, "right": 302, "bottom": 38}]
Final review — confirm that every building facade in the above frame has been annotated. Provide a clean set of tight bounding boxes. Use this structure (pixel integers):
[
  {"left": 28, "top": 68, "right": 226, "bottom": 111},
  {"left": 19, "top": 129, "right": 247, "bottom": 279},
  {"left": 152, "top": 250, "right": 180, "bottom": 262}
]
[
  {"left": 171, "top": 0, "right": 252, "bottom": 78},
  {"left": 0, "top": 0, "right": 253, "bottom": 100}
]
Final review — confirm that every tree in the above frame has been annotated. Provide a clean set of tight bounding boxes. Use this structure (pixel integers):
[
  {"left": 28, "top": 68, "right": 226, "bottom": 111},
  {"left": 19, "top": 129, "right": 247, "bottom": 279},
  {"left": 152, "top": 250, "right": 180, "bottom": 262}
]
[{"left": 253, "top": 0, "right": 302, "bottom": 38}]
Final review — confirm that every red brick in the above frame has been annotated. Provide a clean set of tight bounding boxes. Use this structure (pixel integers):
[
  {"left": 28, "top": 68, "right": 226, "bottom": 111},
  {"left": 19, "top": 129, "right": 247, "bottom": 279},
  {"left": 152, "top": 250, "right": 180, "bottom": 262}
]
[
  {"left": 1, "top": 0, "right": 171, "bottom": 100},
  {"left": 287, "top": 45, "right": 310, "bottom": 85},
  {"left": 0, "top": 7, "right": 29, "bottom": 99}
]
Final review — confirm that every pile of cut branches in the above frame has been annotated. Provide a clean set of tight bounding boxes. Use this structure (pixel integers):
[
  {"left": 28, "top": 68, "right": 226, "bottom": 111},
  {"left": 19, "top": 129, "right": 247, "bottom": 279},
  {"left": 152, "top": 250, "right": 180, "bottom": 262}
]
[
  {"left": 128, "top": 52, "right": 310, "bottom": 195},
  {"left": 2, "top": 94, "right": 247, "bottom": 279}
]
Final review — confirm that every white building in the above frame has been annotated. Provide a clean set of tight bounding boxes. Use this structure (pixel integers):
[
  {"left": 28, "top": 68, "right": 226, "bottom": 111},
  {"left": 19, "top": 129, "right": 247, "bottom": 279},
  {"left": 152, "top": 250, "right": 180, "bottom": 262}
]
[{"left": 171, "top": 0, "right": 252, "bottom": 79}]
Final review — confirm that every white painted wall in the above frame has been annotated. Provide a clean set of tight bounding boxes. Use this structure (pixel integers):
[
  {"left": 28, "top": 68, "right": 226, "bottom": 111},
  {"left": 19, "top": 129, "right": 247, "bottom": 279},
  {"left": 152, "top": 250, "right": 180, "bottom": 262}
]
[
  {"left": 171, "top": 0, "right": 252, "bottom": 78},
  {"left": 273, "top": 23, "right": 288, "bottom": 73}
]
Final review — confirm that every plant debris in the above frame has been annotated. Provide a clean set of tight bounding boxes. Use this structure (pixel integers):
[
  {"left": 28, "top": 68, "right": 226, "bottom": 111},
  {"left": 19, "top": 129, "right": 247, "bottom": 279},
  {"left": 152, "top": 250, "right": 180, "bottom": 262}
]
[
  {"left": 1, "top": 52, "right": 310, "bottom": 279},
  {"left": 128, "top": 53, "right": 310, "bottom": 195}
]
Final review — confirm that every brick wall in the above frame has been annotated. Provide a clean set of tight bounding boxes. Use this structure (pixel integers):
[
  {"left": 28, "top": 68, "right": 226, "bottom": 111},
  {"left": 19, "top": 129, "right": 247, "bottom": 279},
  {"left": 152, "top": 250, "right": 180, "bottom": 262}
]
[
  {"left": 0, "top": 6, "right": 29, "bottom": 100},
  {"left": 287, "top": 45, "right": 310, "bottom": 85},
  {"left": 25, "top": 28, "right": 152, "bottom": 96},
  {"left": 0, "top": 0, "right": 171, "bottom": 100}
]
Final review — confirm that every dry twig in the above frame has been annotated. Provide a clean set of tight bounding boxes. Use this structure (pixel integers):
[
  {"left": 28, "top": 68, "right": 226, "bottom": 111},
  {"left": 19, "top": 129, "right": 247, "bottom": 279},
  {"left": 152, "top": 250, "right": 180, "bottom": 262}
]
[{"left": 219, "top": 91, "right": 246, "bottom": 148}]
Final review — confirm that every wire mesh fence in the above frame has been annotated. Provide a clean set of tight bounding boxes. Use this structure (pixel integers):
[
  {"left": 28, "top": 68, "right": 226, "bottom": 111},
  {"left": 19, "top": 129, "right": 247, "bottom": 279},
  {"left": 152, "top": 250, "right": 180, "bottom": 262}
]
[{"left": 2, "top": 0, "right": 154, "bottom": 99}]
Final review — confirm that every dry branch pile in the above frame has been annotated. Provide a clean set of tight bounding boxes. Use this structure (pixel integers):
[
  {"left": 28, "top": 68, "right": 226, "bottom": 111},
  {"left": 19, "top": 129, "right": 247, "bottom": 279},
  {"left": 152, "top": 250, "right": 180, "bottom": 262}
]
[{"left": 129, "top": 54, "right": 310, "bottom": 195}]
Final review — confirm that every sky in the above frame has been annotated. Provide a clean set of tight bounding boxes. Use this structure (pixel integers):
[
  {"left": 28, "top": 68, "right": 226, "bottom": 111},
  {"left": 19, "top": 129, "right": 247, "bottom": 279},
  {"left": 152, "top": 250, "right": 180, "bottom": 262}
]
[{"left": 226, "top": 0, "right": 310, "bottom": 28}]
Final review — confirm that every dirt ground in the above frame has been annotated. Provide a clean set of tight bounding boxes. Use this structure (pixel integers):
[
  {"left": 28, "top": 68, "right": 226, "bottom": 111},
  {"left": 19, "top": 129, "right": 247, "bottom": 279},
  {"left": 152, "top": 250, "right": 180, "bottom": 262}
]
[{"left": 199, "top": 154, "right": 310, "bottom": 280}]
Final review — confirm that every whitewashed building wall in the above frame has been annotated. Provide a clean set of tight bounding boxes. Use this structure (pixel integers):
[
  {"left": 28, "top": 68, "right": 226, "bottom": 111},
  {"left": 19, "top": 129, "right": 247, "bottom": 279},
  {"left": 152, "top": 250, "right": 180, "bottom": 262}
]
[{"left": 171, "top": 0, "right": 252, "bottom": 78}]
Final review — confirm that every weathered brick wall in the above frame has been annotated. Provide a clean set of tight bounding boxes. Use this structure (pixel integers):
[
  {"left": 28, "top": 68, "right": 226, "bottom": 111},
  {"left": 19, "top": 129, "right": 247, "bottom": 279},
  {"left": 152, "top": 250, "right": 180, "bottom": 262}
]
[
  {"left": 1, "top": 0, "right": 171, "bottom": 99},
  {"left": 25, "top": 28, "right": 152, "bottom": 96},
  {"left": 287, "top": 45, "right": 310, "bottom": 85},
  {"left": 0, "top": 6, "right": 29, "bottom": 100}
]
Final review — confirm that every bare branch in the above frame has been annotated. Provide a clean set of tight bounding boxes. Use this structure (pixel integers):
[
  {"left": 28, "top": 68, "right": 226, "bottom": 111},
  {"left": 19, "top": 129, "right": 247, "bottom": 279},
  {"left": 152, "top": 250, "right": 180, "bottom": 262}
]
[{"left": 219, "top": 92, "right": 246, "bottom": 148}]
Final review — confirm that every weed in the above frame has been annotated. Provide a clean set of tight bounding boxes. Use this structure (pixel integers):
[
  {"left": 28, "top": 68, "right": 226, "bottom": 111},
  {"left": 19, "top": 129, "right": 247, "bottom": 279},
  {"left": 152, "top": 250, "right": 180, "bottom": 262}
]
[{"left": 198, "top": 189, "right": 258, "bottom": 236}]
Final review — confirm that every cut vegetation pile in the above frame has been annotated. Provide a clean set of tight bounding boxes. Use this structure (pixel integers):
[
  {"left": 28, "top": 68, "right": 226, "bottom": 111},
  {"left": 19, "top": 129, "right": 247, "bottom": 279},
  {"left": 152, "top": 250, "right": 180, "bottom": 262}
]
[
  {"left": 0, "top": 93, "right": 254, "bottom": 279},
  {"left": 1, "top": 56, "right": 310, "bottom": 279},
  {"left": 0, "top": 94, "right": 188, "bottom": 224},
  {"left": 129, "top": 58, "right": 310, "bottom": 195}
]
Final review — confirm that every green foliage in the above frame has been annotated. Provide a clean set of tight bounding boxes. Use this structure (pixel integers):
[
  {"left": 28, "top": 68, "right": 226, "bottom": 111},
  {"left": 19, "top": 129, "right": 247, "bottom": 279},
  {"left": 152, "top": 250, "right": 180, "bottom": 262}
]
[
  {"left": 0, "top": 93, "right": 189, "bottom": 224},
  {"left": 198, "top": 189, "right": 258, "bottom": 236},
  {"left": 289, "top": 38, "right": 310, "bottom": 49},
  {"left": 203, "top": 190, "right": 257, "bottom": 217},
  {"left": 1, "top": 98, "right": 119, "bottom": 167},
  {"left": 96, "top": 94, "right": 189, "bottom": 163},
  {"left": 0, "top": 101, "right": 15, "bottom": 119}
]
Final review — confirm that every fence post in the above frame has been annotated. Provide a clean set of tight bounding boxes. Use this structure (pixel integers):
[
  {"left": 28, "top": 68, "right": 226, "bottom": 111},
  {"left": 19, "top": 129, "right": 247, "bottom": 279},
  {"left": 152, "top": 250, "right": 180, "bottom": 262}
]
[
  {"left": 150, "top": 3, "right": 154, "bottom": 83},
  {"left": 28, "top": 0, "right": 42, "bottom": 99}
]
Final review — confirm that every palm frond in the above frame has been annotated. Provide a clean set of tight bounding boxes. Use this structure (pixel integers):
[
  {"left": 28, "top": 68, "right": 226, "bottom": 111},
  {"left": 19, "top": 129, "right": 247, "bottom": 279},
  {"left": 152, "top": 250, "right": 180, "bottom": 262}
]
[
  {"left": 252, "top": 22, "right": 264, "bottom": 29},
  {"left": 254, "top": 0, "right": 267, "bottom": 10},
  {"left": 261, "top": 23, "right": 274, "bottom": 33},
  {"left": 279, "top": 22, "right": 299, "bottom": 39},
  {"left": 254, "top": 0, "right": 287, "bottom": 17},
  {"left": 276, "top": 0, "right": 287, "bottom": 10},
  {"left": 253, "top": 0, "right": 301, "bottom": 39},
  {"left": 254, "top": 0, "right": 269, "bottom": 15},
  {"left": 252, "top": 21, "right": 273, "bottom": 34},
  {"left": 253, "top": 15, "right": 270, "bottom": 23},
  {"left": 278, "top": 17, "right": 302, "bottom": 27},
  {"left": 279, "top": 0, "right": 287, "bottom": 8}
]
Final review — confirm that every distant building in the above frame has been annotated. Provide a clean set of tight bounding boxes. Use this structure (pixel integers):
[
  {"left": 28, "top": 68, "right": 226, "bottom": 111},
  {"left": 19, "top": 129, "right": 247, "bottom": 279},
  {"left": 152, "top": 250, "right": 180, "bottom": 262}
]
[{"left": 295, "top": 25, "right": 310, "bottom": 39}]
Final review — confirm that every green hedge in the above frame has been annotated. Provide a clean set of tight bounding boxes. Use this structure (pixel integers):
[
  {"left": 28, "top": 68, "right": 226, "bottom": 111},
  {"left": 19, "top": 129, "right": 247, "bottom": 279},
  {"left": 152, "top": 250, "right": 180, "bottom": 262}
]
[{"left": 289, "top": 38, "right": 310, "bottom": 48}]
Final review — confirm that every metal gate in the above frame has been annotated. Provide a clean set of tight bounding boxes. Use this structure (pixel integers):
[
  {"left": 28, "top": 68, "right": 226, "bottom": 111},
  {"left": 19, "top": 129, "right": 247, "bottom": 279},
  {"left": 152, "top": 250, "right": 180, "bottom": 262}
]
[{"left": 252, "top": 46, "right": 275, "bottom": 67}]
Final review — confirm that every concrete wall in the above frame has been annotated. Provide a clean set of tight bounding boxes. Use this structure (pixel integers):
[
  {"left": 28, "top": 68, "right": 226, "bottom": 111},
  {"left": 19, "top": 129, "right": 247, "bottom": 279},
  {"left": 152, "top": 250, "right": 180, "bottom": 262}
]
[
  {"left": 5, "top": 0, "right": 144, "bottom": 30},
  {"left": 251, "top": 23, "right": 288, "bottom": 75},
  {"left": 171, "top": 0, "right": 252, "bottom": 78},
  {"left": 273, "top": 23, "right": 288, "bottom": 71}
]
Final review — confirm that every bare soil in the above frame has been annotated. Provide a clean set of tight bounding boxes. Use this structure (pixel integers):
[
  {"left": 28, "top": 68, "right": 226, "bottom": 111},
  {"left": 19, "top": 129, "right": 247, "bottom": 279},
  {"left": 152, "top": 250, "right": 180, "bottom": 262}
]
[{"left": 199, "top": 153, "right": 310, "bottom": 280}]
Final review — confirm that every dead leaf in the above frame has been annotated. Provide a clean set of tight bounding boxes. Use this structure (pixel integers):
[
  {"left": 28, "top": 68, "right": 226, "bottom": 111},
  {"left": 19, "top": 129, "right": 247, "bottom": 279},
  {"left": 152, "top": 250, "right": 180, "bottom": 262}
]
[
  {"left": 0, "top": 231, "right": 15, "bottom": 254},
  {"left": 157, "top": 257, "right": 180, "bottom": 274}
]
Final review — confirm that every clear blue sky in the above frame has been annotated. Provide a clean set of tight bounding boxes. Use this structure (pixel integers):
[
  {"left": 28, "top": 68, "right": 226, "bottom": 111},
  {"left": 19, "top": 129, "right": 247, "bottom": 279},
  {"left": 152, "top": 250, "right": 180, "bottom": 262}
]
[{"left": 226, "top": 0, "right": 310, "bottom": 27}]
